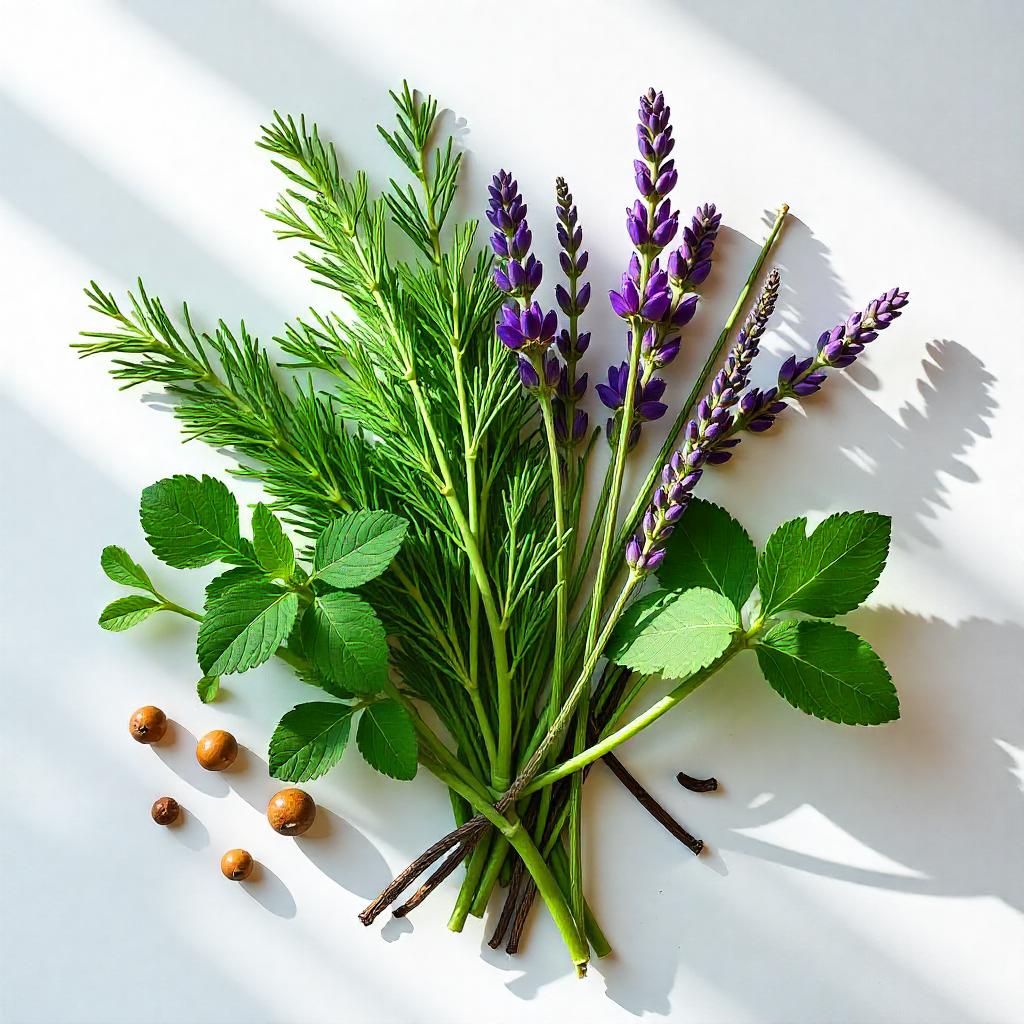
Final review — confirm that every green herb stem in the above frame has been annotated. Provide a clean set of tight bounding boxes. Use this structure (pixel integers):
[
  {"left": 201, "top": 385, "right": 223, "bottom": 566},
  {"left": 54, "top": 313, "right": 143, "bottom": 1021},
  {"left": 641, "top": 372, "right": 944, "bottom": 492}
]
[{"left": 523, "top": 637, "right": 749, "bottom": 796}]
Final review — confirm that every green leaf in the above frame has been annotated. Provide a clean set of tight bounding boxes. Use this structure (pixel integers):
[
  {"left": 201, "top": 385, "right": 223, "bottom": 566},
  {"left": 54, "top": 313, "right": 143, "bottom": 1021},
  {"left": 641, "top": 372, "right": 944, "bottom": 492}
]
[
  {"left": 205, "top": 566, "right": 265, "bottom": 607},
  {"left": 100, "top": 545, "right": 155, "bottom": 593},
  {"left": 99, "top": 595, "right": 162, "bottom": 631},
  {"left": 312, "top": 511, "right": 408, "bottom": 589},
  {"left": 755, "top": 619, "right": 899, "bottom": 725},
  {"left": 659, "top": 499, "right": 757, "bottom": 609},
  {"left": 268, "top": 701, "right": 355, "bottom": 783},
  {"left": 607, "top": 587, "right": 739, "bottom": 678},
  {"left": 140, "top": 474, "right": 249, "bottom": 569},
  {"left": 301, "top": 591, "right": 388, "bottom": 694},
  {"left": 356, "top": 700, "right": 418, "bottom": 780},
  {"left": 252, "top": 503, "right": 295, "bottom": 579},
  {"left": 196, "top": 675, "right": 220, "bottom": 703},
  {"left": 758, "top": 512, "right": 891, "bottom": 618},
  {"left": 197, "top": 580, "right": 298, "bottom": 675}
]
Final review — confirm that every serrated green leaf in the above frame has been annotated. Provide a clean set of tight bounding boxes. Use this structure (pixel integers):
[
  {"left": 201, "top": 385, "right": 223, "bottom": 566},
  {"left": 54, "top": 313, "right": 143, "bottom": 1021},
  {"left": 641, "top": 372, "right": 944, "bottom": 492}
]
[
  {"left": 205, "top": 566, "right": 266, "bottom": 607},
  {"left": 196, "top": 675, "right": 220, "bottom": 703},
  {"left": 99, "top": 595, "right": 162, "bottom": 631},
  {"left": 659, "top": 499, "right": 757, "bottom": 609},
  {"left": 100, "top": 545, "right": 156, "bottom": 593},
  {"left": 607, "top": 587, "right": 739, "bottom": 678},
  {"left": 758, "top": 512, "right": 891, "bottom": 618},
  {"left": 140, "top": 474, "right": 251, "bottom": 569},
  {"left": 197, "top": 580, "right": 298, "bottom": 675},
  {"left": 269, "top": 701, "right": 355, "bottom": 782},
  {"left": 755, "top": 619, "right": 899, "bottom": 725},
  {"left": 356, "top": 700, "right": 418, "bottom": 780},
  {"left": 252, "top": 503, "right": 295, "bottom": 579},
  {"left": 301, "top": 591, "right": 388, "bottom": 694},
  {"left": 312, "top": 511, "right": 408, "bottom": 589}
]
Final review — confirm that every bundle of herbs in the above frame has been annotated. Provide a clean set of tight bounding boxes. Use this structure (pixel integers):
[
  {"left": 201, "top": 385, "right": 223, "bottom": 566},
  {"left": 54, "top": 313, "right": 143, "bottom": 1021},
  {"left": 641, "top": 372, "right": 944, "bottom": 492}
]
[{"left": 80, "top": 84, "right": 908, "bottom": 975}]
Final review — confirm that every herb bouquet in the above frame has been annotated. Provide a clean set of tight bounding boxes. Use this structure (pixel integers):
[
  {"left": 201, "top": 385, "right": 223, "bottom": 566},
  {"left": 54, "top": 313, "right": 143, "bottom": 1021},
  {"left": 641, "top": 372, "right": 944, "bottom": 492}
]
[{"left": 80, "top": 84, "right": 908, "bottom": 975}]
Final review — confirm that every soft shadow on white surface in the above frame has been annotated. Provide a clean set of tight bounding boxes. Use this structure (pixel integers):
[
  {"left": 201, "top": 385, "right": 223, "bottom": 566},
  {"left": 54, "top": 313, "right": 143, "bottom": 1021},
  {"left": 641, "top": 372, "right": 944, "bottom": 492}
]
[
  {"left": 2, "top": 3, "right": 1021, "bottom": 1020},
  {"left": 675, "top": 0, "right": 1024, "bottom": 241}
]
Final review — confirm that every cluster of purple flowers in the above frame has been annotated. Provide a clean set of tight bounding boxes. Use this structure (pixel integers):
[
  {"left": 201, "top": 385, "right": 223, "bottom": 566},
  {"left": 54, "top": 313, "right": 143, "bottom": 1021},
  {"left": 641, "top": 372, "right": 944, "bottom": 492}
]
[
  {"left": 626, "top": 276, "right": 910, "bottom": 575},
  {"left": 600, "top": 90, "right": 720, "bottom": 449},
  {"left": 626, "top": 271, "right": 781, "bottom": 572},
  {"left": 732, "top": 285, "right": 911, "bottom": 436},
  {"left": 488, "top": 170, "right": 562, "bottom": 392}
]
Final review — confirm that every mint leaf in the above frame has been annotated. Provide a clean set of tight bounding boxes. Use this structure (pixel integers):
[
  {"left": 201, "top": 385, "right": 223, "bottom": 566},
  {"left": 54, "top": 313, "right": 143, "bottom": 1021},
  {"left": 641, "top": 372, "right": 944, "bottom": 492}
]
[
  {"left": 607, "top": 587, "right": 739, "bottom": 678},
  {"left": 99, "top": 595, "right": 162, "bottom": 631},
  {"left": 197, "top": 675, "right": 220, "bottom": 703},
  {"left": 356, "top": 700, "right": 418, "bottom": 780},
  {"left": 758, "top": 511, "right": 891, "bottom": 618},
  {"left": 197, "top": 580, "right": 298, "bottom": 675},
  {"left": 252, "top": 503, "right": 295, "bottom": 579},
  {"left": 205, "top": 566, "right": 265, "bottom": 607},
  {"left": 268, "top": 701, "right": 355, "bottom": 782},
  {"left": 140, "top": 475, "right": 250, "bottom": 568},
  {"left": 312, "top": 511, "right": 408, "bottom": 589},
  {"left": 755, "top": 619, "right": 899, "bottom": 725},
  {"left": 659, "top": 499, "right": 757, "bottom": 609},
  {"left": 301, "top": 591, "right": 388, "bottom": 694},
  {"left": 100, "top": 545, "right": 156, "bottom": 593}
]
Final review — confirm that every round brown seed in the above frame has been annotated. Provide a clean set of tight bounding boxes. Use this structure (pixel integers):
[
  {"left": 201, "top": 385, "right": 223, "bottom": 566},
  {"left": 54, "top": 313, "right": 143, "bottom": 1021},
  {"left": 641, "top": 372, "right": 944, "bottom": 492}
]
[
  {"left": 129, "top": 706, "right": 167, "bottom": 744},
  {"left": 267, "top": 788, "right": 316, "bottom": 836},
  {"left": 196, "top": 729, "right": 238, "bottom": 771},
  {"left": 220, "top": 848, "right": 254, "bottom": 881},
  {"left": 151, "top": 796, "right": 180, "bottom": 826}
]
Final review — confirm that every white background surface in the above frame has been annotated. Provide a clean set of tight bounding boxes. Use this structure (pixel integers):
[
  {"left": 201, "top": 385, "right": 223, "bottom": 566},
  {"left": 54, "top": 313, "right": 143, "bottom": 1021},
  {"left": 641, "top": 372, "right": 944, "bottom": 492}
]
[{"left": 2, "top": 2, "right": 1023, "bottom": 1022}]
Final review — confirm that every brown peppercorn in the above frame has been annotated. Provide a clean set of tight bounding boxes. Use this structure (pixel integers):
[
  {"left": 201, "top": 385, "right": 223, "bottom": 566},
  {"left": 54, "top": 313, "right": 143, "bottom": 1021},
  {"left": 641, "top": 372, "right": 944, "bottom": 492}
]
[
  {"left": 267, "top": 788, "right": 317, "bottom": 836},
  {"left": 220, "top": 848, "right": 254, "bottom": 881},
  {"left": 151, "top": 796, "right": 180, "bottom": 826},
  {"left": 196, "top": 729, "right": 238, "bottom": 771},
  {"left": 129, "top": 706, "right": 167, "bottom": 744}
]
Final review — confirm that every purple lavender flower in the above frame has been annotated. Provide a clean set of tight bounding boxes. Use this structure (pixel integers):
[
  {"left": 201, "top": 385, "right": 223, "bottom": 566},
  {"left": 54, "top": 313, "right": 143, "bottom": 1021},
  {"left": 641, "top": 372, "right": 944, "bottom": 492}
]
[
  {"left": 667, "top": 204, "right": 722, "bottom": 290},
  {"left": 488, "top": 170, "right": 543, "bottom": 299},
  {"left": 625, "top": 271, "right": 782, "bottom": 573},
  {"left": 597, "top": 363, "right": 667, "bottom": 450},
  {"left": 626, "top": 280, "right": 911, "bottom": 575},
  {"left": 488, "top": 169, "right": 564, "bottom": 393},
  {"left": 552, "top": 177, "right": 591, "bottom": 449},
  {"left": 735, "top": 285, "right": 911, "bottom": 435},
  {"left": 496, "top": 301, "right": 558, "bottom": 352}
]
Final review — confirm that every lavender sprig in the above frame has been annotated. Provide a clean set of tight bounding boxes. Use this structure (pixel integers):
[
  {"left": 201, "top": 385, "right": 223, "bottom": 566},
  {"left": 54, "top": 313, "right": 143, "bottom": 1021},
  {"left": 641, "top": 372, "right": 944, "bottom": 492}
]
[
  {"left": 599, "top": 89, "right": 681, "bottom": 448},
  {"left": 735, "top": 285, "right": 911, "bottom": 434},
  {"left": 626, "top": 270, "right": 781, "bottom": 573},
  {"left": 627, "top": 279, "right": 909, "bottom": 575},
  {"left": 553, "top": 177, "right": 590, "bottom": 448},
  {"left": 488, "top": 170, "right": 561, "bottom": 392}
]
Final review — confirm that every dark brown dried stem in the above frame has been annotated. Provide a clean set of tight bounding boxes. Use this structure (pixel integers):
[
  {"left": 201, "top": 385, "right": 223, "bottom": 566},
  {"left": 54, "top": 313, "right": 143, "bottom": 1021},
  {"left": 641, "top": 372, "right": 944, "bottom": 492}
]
[
  {"left": 677, "top": 771, "right": 719, "bottom": 793},
  {"left": 359, "top": 817, "right": 486, "bottom": 925},
  {"left": 606, "top": 751, "right": 703, "bottom": 855},
  {"left": 393, "top": 842, "right": 475, "bottom": 918},
  {"left": 506, "top": 879, "right": 538, "bottom": 954},
  {"left": 488, "top": 860, "right": 525, "bottom": 949}
]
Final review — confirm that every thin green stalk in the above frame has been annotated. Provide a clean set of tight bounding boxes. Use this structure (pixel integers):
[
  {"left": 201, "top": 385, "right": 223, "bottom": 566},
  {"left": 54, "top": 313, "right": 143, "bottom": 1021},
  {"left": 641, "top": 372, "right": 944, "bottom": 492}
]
[
  {"left": 509, "top": 577, "right": 638, "bottom": 795},
  {"left": 523, "top": 637, "right": 749, "bottom": 795},
  {"left": 549, "top": 840, "right": 612, "bottom": 958},
  {"left": 448, "top": 828, "right": 493, "bottom": 932},
  {"left": 566, "top": 236, "right": 653, "bottom": 929},
  {"left": 532, "top": 396, "right": 570, "bottom": 844},
  {"left": 469, "top": 836, "right": 509, "bottom": 917}
]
